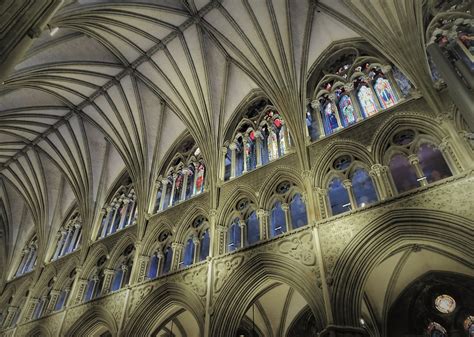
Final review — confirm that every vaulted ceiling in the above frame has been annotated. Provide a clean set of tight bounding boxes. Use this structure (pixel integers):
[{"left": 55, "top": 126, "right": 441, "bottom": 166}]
[{"left": 0, "top": 0, "right": 441, "bottom": 286}]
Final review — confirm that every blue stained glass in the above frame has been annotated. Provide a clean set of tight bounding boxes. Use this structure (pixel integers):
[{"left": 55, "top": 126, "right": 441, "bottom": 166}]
[
  {"left": 270, "top": 202, "right": 287, "bottom": 237},
  {"left": 111, "top": 269, "right": 123, "bottom": 292},
  {"left": 321, "top": 102, "right": 339, "bottom": 134},
  {"left": 246, "top": 211, "right": 260, "bottom": 245},
  {"left": 148, "top": 254, "right": 159, "bottom": 279},
  {"left": 290, "top": 194, "right": 308, "bottom": 229},
  {"left": 162, "top": 247, "right": 172, "bottom": 275},
  {"left": 228, "top": 220, "right": 241, "bottom": 252},
  {"left": 84, "top": 279, "right": 95, "bottom": 302},
  {"left": 182, "top": 238, "right": 195, "bottom": 267},
  {"left": 392, "top": 66, "right": 412, "bottom": 96},
  {"left": 199, "top": 230, "right": 210, "bottom": 261},
  {"left": 328, "top": 178, "right": 351, "bottom": 215},
  {"left": 389, "top": 154, "right": 419, "bottom": 193},
  {"left": 351, "top": 169, "right": 378, "bottom": 207},
  {"left": 418, "top": 144, "right": 452, "bottom": 183},
  {"left": 54, "top": 290, "right": 67, "bottom": 311},
  {"left": 154, "top": 189, "right": 162, "bottom": 212},
  {"left": 224, "top": 150, "right": 232, "bottom": 180},
  {"left": 338, "top": 95, "right": 356, "bottom": 127},
  {"left": 33, "top": 300, "right": 43, "bottom": 319}
]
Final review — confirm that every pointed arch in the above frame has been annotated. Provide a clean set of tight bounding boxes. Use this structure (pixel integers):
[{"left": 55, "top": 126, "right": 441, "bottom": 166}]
[
  {"left": 123, "top": 282, "right": 205, "bottom": 337},
  {"left": 63, "top": 306, "right": 118, "bottom": 337}
]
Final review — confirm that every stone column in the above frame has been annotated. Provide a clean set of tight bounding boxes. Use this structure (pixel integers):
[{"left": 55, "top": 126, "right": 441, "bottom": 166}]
[
  {"left": 242, "top": 137, "right": 249, "bottom": 173},
  {"left": 220, "top": 146, "right": 228, "bottom": 181},
  {"left": 316, "top": 187, "right": 329, "bottom": 219},
  {"left": 136, "top": 254, "right": 150, "bottom": 283},
  {"left": 101, "top": 268, "right": 116, "bottom": 295},
  {"left": 171, "top": 243, "right": 184, "bottom": 271},
  {"left": 256, "top": 209, "right": 268, "bottom": 240},
  {"left": 427, "top": 43, "right": 474, "bottom": 130},
  {"left": 69, "top": 223, "right": 82, "bottom": 252},
  {"left": 72, "top": 278, "right": 88, "bottom": 305},
  {"left": 239, "top": 219, "right": 246, "bottom": 248},
  {"left": 181, "top": 169, "right": 190, "bottom": 201},
  {"left": 328, "top": 94, "right": 343, "bottom": 130},
  {"left": 408, "top": 154, "right": 428, "bottom": 187},
  {"left": 311, "top": 100, "right": 326, "bottom": 138},
  {"left": 255, "top": 131, "right": 263, "bottom": 167},
  {"left": 159, "top": 179, "right": 169, "bottom": 211},
  {"left": 60, "top": 228, "right": 73, "bottom": 256},
  {"left": 342, "top": 179, "right": 357, "bottom": 210},
  {"left": 192, "top": 236, "right": 200, "bottom": 264},
  {"left": 4, "top": 306, "right": 19, "bottom": 328},
  {"left": 216, "top": 225, "right": 227, "bottom": 255},
  {"left": 229, "top": 142, "right": 237, "bottom": 179},
  {"left": 369, "top": 164, "right": 388, "bottom": 201},
  {"left": 45, "top": 290, "right": 60, "bottom": 315},
  {"left": 281, "top": 203, "right": 290, "bottom": 232},
  {"left": 52, "top": 231, "right": 65, "bottom": 260},
  {"left": 16, "top": 249, "right": 29, "bottom": 276},
  {"left": 24, "top": 298, "right": 39, "bottom": 322},
  {"left": 118, "top": 199, "right": 130, "bottom": 230},
  {"left": 169, "top": 173, "right": 178, "bottom": 207}
]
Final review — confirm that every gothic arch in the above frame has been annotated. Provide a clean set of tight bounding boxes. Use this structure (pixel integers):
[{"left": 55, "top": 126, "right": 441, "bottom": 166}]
[
  {"left": 25, "top": 324, "right": 51, "bottom": 337},
  {"left": 30, "top": 265, "right": 57, "bottom": 298},
  {"left": 218, "top": 185, "right": 258, "bottom": 227},
  {"left": 257, "top": 165, "right": 306, "bottom": 207},
  {"left": 331, "top": 208, "right": 473, "bottom": 326},
  {"left": 123, "top": 282, "right": 205, "bottom": 337},
  {"left": 174, "top": 206, "right": 209, "bottom": 244},
  {"left": 313, "top": 139, "right": 374, "bottom": 187},
  {"left": 210, "top": 253, "right": 326, "bottom": 337},
  {"left": 105, "top": 233, "right": 136, "bottom": 270},
  {"left": 141, "top": 221, "right": 174, "bottom": 256},
  {"left": 54, "top": 256, "right": 80, "bottom": 289},
  {"left": 63, "top": 306, "right": 117, "bottom": 337},
  {"left": 371, "top": 113, "right": 450, "bottom": 165},
  {"left": 80, "top": 243, "right": 109, "bottom": 279}
]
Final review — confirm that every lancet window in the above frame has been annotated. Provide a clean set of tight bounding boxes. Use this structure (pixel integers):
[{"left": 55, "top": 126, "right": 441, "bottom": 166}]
[
  {"left": 387, "top": 129, "right": 453, "bottom": 194},
  {"left": 326, "top": 155, "right": 379, "bottom": 216},
  {"left": 110, "top": 244, "right": 134, "bottom": 292},
  {"left": 154, "top": 140, "right": 206, "bottom": 213},
  {"left": 83, "top": 255, "right": 107, "bottom": 302},
  {"left": 51, "top": 211, "right": 82, "bottom": 261},
  {"left": 181, "top": 216, "right": 210, "bottom": 268},
  {"left": 223, "top": 98, "right": 291, "bottom": 181},
  {"left": 97, "top": 182, "right": 137, "bottom": 240},
  {"left": 227, "top": 198, "right": 260, "bottom": 252},
  {"left": 54, "top": 269, "right": 76, "bottom": 312},
  {"left": 148, "top": 230, "right": 174, "bottom": 279},
  {"left": 32, "top": 278, "right": 54, "bottom": 320},
  {"left": 15, "top": 235, "right": 38, "bottom": 277},
  {"left": 308, "top": 48, "right": 412, "bottom": 140},
  {"left": 269, "top": 181, "right": 308, "bottom": 238}
]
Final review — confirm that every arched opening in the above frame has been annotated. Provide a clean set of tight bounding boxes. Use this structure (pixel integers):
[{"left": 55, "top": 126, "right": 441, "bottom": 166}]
[
  {"left": 234, "top": 282, "right": 320, "bottom": 337},
  {"left": 150, "top": 307, "right": 200, "bottom": 337}
]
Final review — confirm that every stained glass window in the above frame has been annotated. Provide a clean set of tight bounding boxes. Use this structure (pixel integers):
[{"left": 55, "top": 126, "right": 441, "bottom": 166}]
[
  {"left": 389, "top": 154, "right": 419, "bottom": 193},
  {"left": 321, "top": 102, "right": 339, "bottom": 134},
  {"left": 392, "top": 66, "right": 412, "bottom": 96},
  {"left": 199, "top": 230, "right": 210, "bottom": 261},
  {"left": 418, "top": 144, "right": 452, "bottom": 183},
  {"left": 434, "top": 294, "right": 456, "bottom": 314},
  {"left": 162, "top": 246, "right": 173, "bottom": 275},
  {"left": 270, "top": 202, "right": 287, "bottom": 237},
  {"left": 289, "top": 194, "right": 308, "bottom": 229},
  {"left": 427, "top": 322, "right": 447, "bottom": 337},
  {"left": 148, "top": 254, "right": 159, "bottom": 279},
  {"left": 374, "top": 77, "right": 397, "bottom": 109},
  {"left": 245, "top": 211, "right": 259, "bottom": 245},
  {"left": 357, "top": 85, "right": 378, "bottom": 117},
  {"left": 328, "top": 178, "right": 351, "bottom": 215},
  {"left": 338, "top": 95, "right": 357, "bottom": 127},
  {"left": 182, "top": 237, "right": 195, "bottom": 267},
  {"left": 351, "top": 169, "right": 378, "bottom": 207},
  {"left": 228, "top": 219, "right": 241, "bottom": 252}
]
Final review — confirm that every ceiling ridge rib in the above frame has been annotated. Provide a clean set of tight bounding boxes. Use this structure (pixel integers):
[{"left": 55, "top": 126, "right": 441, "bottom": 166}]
[{"left": 0, "top": 0, "right": 220, "bottom": 172}]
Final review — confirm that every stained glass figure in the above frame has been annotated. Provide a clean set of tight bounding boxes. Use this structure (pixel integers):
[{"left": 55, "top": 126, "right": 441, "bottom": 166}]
[
  {"left": 417, "top": 144, "right": 452, "bottom": 183},
  {"left": 357, "top": 85, "right": 378, "bottom": 117},
  {"left": 338, "top": 95, "right": 356, "bottom": 126},
  {"left": 322, "top": 102, "right": 339, "bottom": 134},
  {"left": 267, "top": 129, "right": 279, "bottom": 161},
  {"left": 195, "top": 163, "right": 205, "bottom": 194},
  {"left": 374, "top": 77, "right": 397, "bottom": 109}
]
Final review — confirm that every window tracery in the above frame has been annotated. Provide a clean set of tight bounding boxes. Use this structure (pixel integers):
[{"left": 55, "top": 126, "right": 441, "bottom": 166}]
[
  {"left": 227, "top": 198, "right": 260, "bottom": 252},
  {"left": 148, "top": 230, "right": 174, "bottom": 279},
  {"left": 110, "top": 244, "right": 134, "bottom": 292},
  {"left": 155, "top": 140, "right": 206, "bottom": 213},
  {"left": 308, "top": 49, "right": 412, "bottom": 140},
  {"left": 54, "top": 269, "right": 76, "bottom": 312},
  {"left": 386, "top": 129, "right": 453, "bottom": 194},
  {"left": 15, "top": 235, "right": 38, "bottom": 277},
  {"left": 326, "top": 155, "right": 379, "bottom": 216},
  {"left": 97, "top": 182, "right": 137, "bottom": 240},
  {"left": 180, "top": 216, "right": 210, "bottom": 268},
  {"left": 32, "top": 278, "right": 55, "bottom": 320},
  {"left": 52, "top": 210, "right": 82, "bottom": 261},
  {"left": 224, "top": 98, "right": 291, "bottom": 181},
  {"left": 84, "top": 255, "right": 107, "bottom": 302}
]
